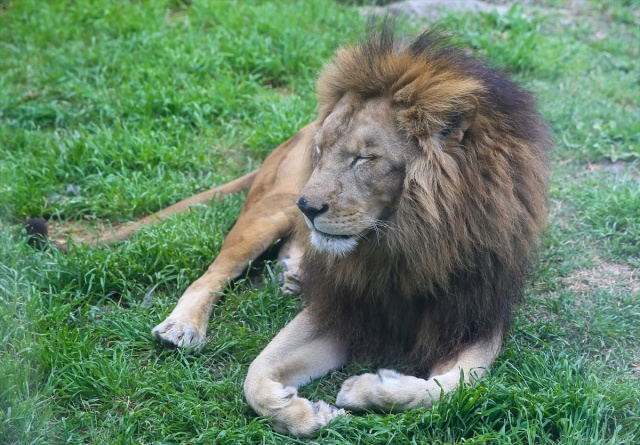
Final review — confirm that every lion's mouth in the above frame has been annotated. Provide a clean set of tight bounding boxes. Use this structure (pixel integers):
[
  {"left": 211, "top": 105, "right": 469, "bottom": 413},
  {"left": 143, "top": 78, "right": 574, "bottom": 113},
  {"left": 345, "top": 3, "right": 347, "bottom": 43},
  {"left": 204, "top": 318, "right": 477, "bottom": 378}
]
[
  {"left": 302, "top": 215, "right": 360, "bottom": 256},
  {"left": 309, "top": 229, "right": 358, "bottom": 257},
  {"left": 303, "top": 215, "right": 356, "bottom": 239},
  {"left": 313, "top": 229, "right": 353, "bottom": 240}
]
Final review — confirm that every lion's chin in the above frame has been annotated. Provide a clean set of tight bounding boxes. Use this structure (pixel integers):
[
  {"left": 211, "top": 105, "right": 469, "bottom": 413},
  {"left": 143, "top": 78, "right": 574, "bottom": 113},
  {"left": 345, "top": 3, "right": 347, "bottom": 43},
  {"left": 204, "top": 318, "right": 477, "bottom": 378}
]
[{"left": 309, "top": 230, "right": 358, "bottom": 257}]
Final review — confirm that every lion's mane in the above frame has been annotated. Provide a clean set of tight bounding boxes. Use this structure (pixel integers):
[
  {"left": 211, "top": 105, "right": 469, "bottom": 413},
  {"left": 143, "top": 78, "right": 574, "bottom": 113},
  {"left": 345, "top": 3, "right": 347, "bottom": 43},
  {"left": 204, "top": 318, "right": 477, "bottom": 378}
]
[{"left": 300, "top": 29, "right": 551, "bottom": 374}]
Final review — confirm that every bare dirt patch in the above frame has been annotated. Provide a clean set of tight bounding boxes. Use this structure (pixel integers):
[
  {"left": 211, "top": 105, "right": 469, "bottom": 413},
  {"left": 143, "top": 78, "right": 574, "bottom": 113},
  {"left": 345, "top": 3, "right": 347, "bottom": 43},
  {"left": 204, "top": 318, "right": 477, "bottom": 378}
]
[
  {"left": 563, "top": 259, "right": 640, "bottom": 294},
  {"left": 586, "top": 161, "right": 640, "bottom": 179},
  {"left": 365, "top": 0, "right": 510, "bottom": 21}
]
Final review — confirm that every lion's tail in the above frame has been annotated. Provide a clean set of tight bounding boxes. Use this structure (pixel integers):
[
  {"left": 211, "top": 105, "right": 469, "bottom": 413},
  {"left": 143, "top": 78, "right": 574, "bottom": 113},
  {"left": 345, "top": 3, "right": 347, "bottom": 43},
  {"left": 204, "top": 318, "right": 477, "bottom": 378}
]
[{"left": 24, "top": 169, "right": 259, "bottom": 252}]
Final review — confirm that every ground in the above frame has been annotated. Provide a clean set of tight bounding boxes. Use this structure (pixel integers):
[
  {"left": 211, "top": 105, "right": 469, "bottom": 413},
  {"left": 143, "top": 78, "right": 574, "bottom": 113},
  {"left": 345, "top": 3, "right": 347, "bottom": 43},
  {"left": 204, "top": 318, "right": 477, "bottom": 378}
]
[{"left": 0, "top": 0, "right": 638, "bottom": 444}]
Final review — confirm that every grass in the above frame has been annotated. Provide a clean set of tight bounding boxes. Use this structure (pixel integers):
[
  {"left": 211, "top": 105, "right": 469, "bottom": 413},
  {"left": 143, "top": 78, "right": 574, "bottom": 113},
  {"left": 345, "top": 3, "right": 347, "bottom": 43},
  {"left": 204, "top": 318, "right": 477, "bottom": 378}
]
[{"left": 1, "top": 0, "right": 638, "bottom": 443}]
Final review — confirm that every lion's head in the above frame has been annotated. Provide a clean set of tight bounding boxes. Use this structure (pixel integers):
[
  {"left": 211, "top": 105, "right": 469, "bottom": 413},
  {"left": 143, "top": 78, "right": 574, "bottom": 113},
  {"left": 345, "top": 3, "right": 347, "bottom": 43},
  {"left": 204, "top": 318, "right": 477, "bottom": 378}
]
[
  {"left": 298, "top": 29, "right": 551, "bottom": 372},
  {"left": 297, "top": 94, "right": 412, "bottom": 257}
]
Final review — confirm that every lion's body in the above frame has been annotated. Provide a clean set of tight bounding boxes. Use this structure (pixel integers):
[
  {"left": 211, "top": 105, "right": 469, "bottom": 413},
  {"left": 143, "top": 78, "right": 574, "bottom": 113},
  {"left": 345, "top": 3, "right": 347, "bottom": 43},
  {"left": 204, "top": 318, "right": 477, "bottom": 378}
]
[
  {"left": 31, "top": 29, "right": 550, "bottom": 437},
  {"left": 245, "top": 30, "right": 549, "bottom": 436}
]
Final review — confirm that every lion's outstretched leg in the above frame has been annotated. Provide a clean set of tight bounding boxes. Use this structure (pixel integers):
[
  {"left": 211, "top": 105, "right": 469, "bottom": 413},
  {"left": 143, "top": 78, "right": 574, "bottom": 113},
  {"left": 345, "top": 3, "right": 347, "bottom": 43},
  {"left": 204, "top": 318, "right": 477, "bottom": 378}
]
[
  {"left": 335, "top": 332, "right": 502, "bottom": 412},
  {"left": 152, "top": 125, "right": 313, "bottom": 349},
  {"left": 244, "top": 309, "right": 348, "bottom": 437},
  {"left": 151, "top": 206, "right": 298, "bottom": 348}
]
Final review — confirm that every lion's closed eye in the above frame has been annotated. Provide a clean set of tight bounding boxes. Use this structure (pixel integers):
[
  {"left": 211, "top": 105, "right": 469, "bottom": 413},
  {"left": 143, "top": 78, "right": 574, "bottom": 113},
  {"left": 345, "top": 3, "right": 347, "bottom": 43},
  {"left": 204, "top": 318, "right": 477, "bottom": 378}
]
[{"left": 351, "top": 153, "right": 375, "bottom": 167}]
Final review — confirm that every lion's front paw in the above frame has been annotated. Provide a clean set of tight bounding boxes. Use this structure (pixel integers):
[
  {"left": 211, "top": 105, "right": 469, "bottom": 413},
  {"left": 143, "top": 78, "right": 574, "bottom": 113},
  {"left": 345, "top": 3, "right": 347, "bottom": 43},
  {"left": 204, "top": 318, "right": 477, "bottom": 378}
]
[
  {"left": 152, "top": 317, "right": 206, "bottom": 350},
  {"left": 271, "top": 397, "right": 345, "bottom": 437},
  {"left": 312, "top": 400, "right": 345, "bottom": 428},
  {"left": 336, "top": 369, "right": 403, "bottom": 411},
  {"left": 336, "top": 372, "right": 379, "bottom": 410}
]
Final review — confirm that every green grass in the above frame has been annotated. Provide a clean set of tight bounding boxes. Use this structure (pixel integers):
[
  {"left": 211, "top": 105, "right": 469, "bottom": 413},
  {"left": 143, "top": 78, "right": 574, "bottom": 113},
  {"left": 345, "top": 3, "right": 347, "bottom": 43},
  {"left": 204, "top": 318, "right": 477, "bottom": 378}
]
[{"left": 1, "top": 0, "right": 639, "bottom": 443}]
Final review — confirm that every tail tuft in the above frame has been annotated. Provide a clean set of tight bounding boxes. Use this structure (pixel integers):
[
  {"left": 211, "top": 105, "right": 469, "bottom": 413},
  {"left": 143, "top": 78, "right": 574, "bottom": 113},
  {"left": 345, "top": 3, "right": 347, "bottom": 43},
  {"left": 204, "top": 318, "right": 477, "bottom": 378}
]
[
  {"left": 23, "top": 218, "right": 68, "bottom": 252},
  {"left": 24, "top": 218, "right": 50, "bottom": 249}
]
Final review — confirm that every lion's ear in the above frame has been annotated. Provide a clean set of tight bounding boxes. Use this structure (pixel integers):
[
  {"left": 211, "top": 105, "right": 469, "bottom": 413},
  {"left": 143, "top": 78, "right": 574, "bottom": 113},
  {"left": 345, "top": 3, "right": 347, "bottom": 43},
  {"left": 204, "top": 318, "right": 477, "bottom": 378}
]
[
  {"left": 396, "top": 95, "right": 479, "bottom": 143},
  {"left": 439, "top": 96, "right": 479, "bottom": 144}
]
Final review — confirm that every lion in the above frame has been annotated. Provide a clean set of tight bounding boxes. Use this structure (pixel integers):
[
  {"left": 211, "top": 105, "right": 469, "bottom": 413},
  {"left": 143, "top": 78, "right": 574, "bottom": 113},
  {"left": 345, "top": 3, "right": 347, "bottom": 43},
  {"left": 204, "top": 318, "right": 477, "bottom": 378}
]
[
  {"left": 26, "top": 28, "right": 550, "bottom": 437},
  {"left": 240, "top": 30, "right": 550, "bottom": 435}
]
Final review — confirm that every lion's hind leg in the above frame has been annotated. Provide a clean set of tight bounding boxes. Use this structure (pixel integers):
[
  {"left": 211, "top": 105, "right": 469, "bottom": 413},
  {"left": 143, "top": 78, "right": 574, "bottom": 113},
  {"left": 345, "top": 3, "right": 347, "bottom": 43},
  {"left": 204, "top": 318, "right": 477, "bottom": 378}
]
[
  {"left": 244, "top": 308, "right": 348, "bottom": 437},
  {"left": 335, "top": 332, "right": 502, "bottom": 412}
]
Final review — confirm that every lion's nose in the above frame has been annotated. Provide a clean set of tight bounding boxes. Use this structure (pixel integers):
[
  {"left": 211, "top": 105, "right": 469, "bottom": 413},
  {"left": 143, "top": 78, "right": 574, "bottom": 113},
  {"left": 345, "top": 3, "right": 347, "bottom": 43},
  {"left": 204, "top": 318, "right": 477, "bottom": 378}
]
[{"left": 296, "top": 197, "right": 329, "bottom": 222}]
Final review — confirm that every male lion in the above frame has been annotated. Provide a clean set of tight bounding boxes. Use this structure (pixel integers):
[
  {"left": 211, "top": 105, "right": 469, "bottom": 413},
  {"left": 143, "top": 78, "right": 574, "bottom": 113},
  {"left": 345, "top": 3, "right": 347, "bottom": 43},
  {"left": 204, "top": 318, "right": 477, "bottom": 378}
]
[
  {"left": 28, "top": 29, "right": 550, "bottom": 436},
  {"left": 240, "top": 30, "right": 550, "bottom": 436}
]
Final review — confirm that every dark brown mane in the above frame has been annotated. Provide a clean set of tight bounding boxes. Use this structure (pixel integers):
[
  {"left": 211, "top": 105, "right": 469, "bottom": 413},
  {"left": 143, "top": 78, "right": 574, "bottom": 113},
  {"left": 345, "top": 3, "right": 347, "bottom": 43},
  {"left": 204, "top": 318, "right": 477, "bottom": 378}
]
[{"left": 300, "top": 29, "right": 551, "bottom": 374}]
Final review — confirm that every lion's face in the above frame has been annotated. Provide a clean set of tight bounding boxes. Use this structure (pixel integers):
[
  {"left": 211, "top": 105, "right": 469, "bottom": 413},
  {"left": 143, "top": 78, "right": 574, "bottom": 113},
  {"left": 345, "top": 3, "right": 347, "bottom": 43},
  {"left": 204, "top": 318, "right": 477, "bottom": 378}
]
[{"left": 297, "top": 96, "right": 414, "bottom": 256}]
